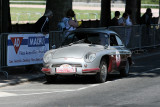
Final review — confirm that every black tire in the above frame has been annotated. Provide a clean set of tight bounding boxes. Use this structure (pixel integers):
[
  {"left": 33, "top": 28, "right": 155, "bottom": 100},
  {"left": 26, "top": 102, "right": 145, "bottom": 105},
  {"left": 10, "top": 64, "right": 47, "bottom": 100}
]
[
  {"left": 120, "top": 60, "right": 130, "bottom": 77},
  {"left": 96, "top": 59, "right": 108, "bottom": 83},
  {"left": 45, "top": 74, "right": 57, "bottom": 83}
]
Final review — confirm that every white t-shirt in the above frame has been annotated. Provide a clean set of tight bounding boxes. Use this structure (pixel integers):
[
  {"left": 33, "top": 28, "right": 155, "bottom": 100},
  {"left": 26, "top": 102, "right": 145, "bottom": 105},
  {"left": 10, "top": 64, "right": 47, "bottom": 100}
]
[
  {"left": 62, "top": 17, "right": 76, "bottom": 37},
  {"left": 118, "top": 17, "right": 126, "bottom": 25},
  {"left": 126, "top": 16, "right": 132, "bottom": 26}
]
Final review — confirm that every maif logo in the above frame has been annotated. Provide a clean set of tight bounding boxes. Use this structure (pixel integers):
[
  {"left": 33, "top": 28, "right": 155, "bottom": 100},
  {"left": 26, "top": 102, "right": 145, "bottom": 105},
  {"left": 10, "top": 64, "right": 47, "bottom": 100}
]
[{"left": 11, "top": 37, "right": 23, "bottom": 54}]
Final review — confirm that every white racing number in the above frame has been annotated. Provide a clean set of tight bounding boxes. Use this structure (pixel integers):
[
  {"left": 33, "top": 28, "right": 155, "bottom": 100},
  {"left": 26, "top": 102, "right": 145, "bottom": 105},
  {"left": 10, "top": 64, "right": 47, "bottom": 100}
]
[{"left": 116, "top": 50, "right": 121, "bottom": 67}]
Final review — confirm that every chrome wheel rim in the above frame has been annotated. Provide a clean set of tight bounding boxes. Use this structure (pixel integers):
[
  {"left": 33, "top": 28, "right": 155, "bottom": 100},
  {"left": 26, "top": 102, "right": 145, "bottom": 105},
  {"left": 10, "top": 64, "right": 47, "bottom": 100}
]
[{"left": 101, "top": 64, "right": 107, "bottom": 81}]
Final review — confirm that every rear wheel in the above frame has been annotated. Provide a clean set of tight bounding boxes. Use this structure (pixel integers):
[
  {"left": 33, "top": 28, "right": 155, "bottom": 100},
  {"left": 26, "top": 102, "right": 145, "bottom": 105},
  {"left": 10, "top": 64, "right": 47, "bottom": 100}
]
[
  {"left": 120, "top": 60, "right": 130, "bottom": 77},
  {"left": 96, "top": 59, "right": 108, "bottom": 83},
  {"left": 45, "top": 75, "right": 57, "bottom": 83}
]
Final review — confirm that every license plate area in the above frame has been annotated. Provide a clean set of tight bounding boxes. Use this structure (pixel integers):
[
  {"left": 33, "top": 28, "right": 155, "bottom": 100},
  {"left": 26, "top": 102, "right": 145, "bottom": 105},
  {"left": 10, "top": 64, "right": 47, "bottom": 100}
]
[{"left": 56, "top": 64, "right": 76, "bottom": 73}]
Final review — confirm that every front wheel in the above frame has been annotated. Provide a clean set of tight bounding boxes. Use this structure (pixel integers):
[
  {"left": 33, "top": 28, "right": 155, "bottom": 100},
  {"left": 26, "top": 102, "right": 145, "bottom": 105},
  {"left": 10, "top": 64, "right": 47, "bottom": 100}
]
[
  {"left": 120, "top": 60, "right": 130, "bottom": 77},
  {"left": 96, "top": 59, "right": 108, "bottom": 83}
]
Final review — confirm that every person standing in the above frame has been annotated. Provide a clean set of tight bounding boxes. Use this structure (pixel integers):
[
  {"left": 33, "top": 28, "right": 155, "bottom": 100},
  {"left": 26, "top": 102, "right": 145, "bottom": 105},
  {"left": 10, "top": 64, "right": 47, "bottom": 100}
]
[
  {"left": 34, "top": 9, "right": 53, "bottom": 33},
  {"left": 125, "top": 10, "right": 133, "bottom": 46},
  {"left": 62, "top": 9, "right": 78, "bottom": 38},
  {"left": 111, "top": 11, "right": 120, "bottom": 26},
  {"left": 141, "top": 8, "right": 153, "bottom": 25},
  {"left": 126, "top": 10, "right": 133, "bottom": 26},
  {"left": 141, "top": 8, "right": 153, "bottom": 46},
  {"left": 118, "top": 12, "right": 128, "bottom": 26}
]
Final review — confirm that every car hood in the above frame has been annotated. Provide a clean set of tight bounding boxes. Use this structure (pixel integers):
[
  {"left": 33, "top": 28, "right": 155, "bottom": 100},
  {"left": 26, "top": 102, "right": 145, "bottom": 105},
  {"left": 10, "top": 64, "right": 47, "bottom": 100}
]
[{"left": 52, "top": 44, "right": 104, "bottom": 59}]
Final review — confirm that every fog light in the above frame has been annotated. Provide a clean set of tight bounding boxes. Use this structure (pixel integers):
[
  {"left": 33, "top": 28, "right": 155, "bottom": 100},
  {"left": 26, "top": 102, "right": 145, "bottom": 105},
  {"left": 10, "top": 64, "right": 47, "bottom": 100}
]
[{"left": 84, "top": 64, "right": 88, "bottom": 67}]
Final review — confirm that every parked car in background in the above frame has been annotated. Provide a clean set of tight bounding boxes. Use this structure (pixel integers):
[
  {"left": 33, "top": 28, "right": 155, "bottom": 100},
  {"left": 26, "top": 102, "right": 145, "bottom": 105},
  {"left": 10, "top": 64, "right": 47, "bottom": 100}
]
[{"left": 41, "top": 28, "right": 132, "bottom": 83}]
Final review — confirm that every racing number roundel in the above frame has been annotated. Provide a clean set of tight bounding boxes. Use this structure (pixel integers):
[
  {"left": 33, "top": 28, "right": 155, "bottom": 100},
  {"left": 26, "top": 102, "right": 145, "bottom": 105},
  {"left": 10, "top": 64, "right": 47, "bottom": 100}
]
[{"left": 116, "top": 51, "right": 121, "bottom": 67}]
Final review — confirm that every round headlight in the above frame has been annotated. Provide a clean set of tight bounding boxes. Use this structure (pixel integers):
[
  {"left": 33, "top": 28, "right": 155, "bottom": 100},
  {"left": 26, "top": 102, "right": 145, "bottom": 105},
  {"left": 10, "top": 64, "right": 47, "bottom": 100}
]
[
  {"left": 43, "top": 53, "right": 52, "bottom": 63},
  {"left": 84, "top": 53, "right": 96, "bottom": 63},
  {"left": 43, "top": 50, "right": 56, "bottom": 63}
]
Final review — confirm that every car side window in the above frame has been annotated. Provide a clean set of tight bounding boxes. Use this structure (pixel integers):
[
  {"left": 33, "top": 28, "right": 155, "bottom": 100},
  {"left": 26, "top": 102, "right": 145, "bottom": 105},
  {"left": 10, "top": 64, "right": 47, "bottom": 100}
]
[
  {"left": 115, "top": 36, "right": 124, "bottom": 46},
  {"left": 110, "top": 35, "right": 118, "bottom": 46},
  {"left": 99, "top": 33, "right": 109, "bottom": 46}
]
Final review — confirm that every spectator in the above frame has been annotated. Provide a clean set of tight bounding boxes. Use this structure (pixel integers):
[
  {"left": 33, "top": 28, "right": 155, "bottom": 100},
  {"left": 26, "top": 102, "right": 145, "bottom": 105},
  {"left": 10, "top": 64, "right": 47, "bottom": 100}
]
[
  {"left": 125, "top": 10, "right": 133, "bottom": 46},
  {"left": 111, "top": 11, "right": 120, "bottom": 26},
  {"left": 141, "top": 8, "right": 153, "bottom": 25},
  {"left": 126, "top": 9, "right": 133, "bottom": 26},
  {"left": 34, "top": 9, "right": 53, "bottom": 33},
  {"left": 62, "top": 9, "right": 78, "bottom": 37},
  {"left": 118, "top": 12, "right": 128, "bottom": 26}
]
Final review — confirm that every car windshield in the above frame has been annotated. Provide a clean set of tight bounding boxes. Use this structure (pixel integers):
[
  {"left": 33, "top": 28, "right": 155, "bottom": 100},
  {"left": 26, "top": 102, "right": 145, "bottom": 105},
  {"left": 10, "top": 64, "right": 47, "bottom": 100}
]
[{"left": 62, "top": 32, "right": 109, "bottom": 46}]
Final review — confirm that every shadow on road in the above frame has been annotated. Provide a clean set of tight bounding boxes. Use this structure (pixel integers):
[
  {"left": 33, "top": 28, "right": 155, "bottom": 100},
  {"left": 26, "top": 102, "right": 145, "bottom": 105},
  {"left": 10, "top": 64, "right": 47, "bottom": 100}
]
[{"left": 42, "top": 73, "right": 123, "bottom": 85}]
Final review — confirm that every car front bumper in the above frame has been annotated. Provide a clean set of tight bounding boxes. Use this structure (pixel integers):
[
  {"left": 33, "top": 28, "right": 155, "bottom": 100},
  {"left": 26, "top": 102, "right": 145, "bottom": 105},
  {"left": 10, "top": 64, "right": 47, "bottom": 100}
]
[{"left": 41, "top": 58, "right": 100, "bottom": 75}]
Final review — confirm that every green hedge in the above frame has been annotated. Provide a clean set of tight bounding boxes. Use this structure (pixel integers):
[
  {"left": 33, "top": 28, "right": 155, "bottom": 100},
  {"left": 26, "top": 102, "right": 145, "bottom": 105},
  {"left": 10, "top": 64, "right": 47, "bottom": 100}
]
[{"left": 141, "top": 0, "right": 159, "bottom": 4}]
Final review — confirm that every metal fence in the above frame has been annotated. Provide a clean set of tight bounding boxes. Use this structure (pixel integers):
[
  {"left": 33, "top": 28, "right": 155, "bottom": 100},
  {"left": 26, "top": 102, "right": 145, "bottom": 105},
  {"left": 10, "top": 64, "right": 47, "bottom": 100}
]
[
  {"left": 49, "top": 25, "right": 160, "bottom": 50},
  {"left": 1, "top": 24, "right": 160, "bottom": 78},
  {"left": 49, "top": 31, "right": 65, "bottom": 49},
  {"left": 108, "top": 25, "right": 141, "bottom": 49},
  {"left": 0, "top": 34, "right": 9, "bottom": 79},
  {"left": 108, "top": 24, "right": 160, "bottom": 49}
]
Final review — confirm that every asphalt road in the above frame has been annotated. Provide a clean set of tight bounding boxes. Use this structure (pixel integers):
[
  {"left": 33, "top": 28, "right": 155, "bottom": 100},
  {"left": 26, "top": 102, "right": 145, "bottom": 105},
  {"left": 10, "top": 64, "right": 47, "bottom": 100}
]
[{"left": 0, "top": 53, "right": 160, "bottom": 107}]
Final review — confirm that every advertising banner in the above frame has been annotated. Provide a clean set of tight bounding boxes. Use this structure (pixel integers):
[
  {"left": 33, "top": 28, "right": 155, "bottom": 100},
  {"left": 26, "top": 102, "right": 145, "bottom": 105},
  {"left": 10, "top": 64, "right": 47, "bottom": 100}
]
[{"left": 7, "top": 34, "right": 49, "bottom": 66}]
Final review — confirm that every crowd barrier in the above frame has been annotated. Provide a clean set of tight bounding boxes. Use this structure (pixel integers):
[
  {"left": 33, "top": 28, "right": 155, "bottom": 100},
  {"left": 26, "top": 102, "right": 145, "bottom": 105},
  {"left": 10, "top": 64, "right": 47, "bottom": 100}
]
[
  {"left": 49, "top": 24, "right": 160, "bottom": 50},
  {"left": 0, "top": 33, "right": 50, "bottom": 79},
  {"left": 0, "top": 34, "right": 8, "bottom": 79},
  {"left": 1, "top": 24, "right": 160, "bottom": 78},
  {"left": 49, "top": 31, "right": 65, "bottom": 49},
  {"left": 108, "top": 24, "right": 160, "bottom": 50}
]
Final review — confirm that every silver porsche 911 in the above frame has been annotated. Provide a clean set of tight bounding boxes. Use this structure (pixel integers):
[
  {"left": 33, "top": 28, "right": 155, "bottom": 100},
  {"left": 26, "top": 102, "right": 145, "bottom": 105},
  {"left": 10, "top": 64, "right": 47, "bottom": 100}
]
[{"left": 42, "top": 28, "right": 132, "bottom": 83}]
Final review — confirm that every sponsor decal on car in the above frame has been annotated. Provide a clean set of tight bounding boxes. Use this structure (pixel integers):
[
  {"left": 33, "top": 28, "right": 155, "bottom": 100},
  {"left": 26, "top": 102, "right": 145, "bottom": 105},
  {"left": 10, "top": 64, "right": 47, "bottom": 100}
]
[{"left": 56, "top": 64, "right": 76, "bottom": 73}]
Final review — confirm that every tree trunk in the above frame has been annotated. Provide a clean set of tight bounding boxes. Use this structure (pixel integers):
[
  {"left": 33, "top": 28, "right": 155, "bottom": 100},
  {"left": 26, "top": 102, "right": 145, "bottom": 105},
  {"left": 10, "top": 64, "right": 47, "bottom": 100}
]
[
  {"left": 46, "top": 0, "right": 72, "bottom": 30},
  {"left": 100, "top": 0, "right": 111, "bottom": 27},
  {"left": 159, "top": 0, "right": 160, "bottom": 18},
  {"left": 125, "top": 0, "right": 141, "bottom": 24},
  {"left": 0, "top": 0, "right": 2, "bottom": 33},
  {"left": 0, "top": 0, "right": 12, "bottom": 33}
]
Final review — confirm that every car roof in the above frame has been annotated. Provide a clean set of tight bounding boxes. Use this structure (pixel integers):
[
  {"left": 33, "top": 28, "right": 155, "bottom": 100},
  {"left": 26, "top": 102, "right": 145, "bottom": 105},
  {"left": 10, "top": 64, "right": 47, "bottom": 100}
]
[{"left": 72, "top": 28, "right": 118, "bottom": 35}]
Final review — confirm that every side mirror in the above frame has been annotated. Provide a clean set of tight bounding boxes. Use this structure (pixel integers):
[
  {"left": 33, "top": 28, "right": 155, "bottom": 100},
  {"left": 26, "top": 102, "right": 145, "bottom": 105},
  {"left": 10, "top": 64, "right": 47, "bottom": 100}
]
[{"left": 52, "top": 44, "right": 56, "bottom": 49}]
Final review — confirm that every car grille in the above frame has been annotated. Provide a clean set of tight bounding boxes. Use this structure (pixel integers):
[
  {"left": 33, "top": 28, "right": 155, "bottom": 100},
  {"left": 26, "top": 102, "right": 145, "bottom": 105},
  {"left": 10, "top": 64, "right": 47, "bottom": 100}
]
[{"left": 52, "top": 64, "right": 82, "bottom": 67}]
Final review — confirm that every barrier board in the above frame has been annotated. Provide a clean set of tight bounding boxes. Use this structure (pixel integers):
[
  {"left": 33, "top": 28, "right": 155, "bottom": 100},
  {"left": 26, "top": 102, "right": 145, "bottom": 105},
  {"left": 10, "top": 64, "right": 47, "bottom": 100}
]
[{"left": 7, "top": 34, "right": 49, "bottom": 66}]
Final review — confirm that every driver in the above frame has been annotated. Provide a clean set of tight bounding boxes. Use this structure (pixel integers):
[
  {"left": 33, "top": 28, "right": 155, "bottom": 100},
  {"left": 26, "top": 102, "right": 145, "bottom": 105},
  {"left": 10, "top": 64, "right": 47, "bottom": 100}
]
[{"left": 99, "top": 33, "right": 108, "bottom": 46}]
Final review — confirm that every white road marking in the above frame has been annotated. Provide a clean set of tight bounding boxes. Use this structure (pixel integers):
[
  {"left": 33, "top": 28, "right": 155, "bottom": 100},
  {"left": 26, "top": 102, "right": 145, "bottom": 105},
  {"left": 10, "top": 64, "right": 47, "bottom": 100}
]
[
  {"left": 0, "top": 89, "right": 74, "bottom": 92},
  {"left": 0, "top": 67, "right": 159, "bottom": 98},
  {"left": 0, "top": 92, "right": 17, "bottom": 97},
  {"left": 0, "top": 84, "right": 101, "bottom": 98},
  {"left": 76, "top": 84, "right": 100, "bottom": 91}
]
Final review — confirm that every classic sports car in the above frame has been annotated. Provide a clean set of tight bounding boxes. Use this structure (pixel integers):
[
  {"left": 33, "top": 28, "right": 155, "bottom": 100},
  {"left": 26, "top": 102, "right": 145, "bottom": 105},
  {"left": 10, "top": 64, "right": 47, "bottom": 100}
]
[{"left": 42, "top": 28, "right": 132, "bottom": 83}]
